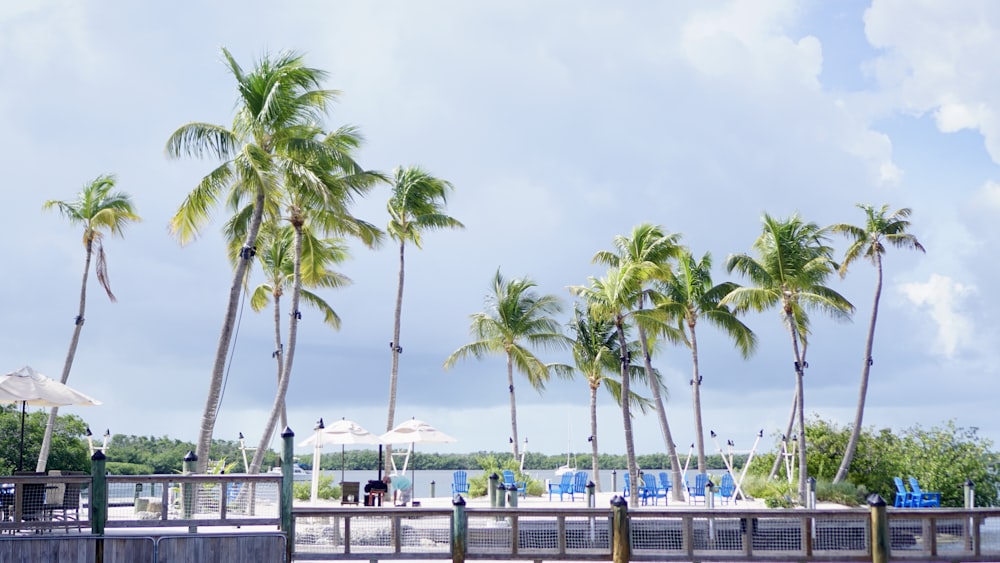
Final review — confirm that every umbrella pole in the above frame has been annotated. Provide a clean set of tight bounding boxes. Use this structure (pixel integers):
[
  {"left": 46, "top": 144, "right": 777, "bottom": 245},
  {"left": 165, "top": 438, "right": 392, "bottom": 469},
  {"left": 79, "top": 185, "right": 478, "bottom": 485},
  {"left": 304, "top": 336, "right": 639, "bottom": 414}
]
[
  {"left": 341, "top": 445, "right": 345, "bottom": 484},
  {"left": 378, "top": 445, "right": 383, "bottom": 481},
  {"left": 18, "top": 401, "right": 25, "bottom": 471}
]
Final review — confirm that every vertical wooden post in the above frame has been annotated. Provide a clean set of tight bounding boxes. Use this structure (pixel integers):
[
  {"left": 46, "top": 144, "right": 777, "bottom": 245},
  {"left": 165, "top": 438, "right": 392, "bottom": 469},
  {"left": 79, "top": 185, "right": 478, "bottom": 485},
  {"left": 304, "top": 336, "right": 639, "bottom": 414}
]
[
  {"left": 281, "top": 427, "right": 295, "bottom": 563},
  {"left": 452, "top": 494, "right": 467, "bottom": 563},
  {"left": 869, "top": 494, "right": 889, "bottom": 563},
  {"left": 587, "top": 481, "right": 596, "bottom": 508},
  {"left": 90, "top": 450, "right": 107, "bottom": 536},
  {"left": 507, "top": 484, "right": 518, "bottom": 508},
  {"left": 488, "top": 472, "right": 499, "bottom": 507},
  {"left": 611, "top": 495, "right": 629, "bottom": 563},
  {"left": 182, "top": 451, "right": 197, "bottom": 533}
]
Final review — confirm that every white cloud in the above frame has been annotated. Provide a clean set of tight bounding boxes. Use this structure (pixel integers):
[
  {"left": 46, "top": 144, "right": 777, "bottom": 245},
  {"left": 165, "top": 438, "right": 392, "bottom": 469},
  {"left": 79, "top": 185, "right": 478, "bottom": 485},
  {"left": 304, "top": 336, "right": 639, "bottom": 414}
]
[{"left": 899, "top": 274, "right": 976, "bottom": 358}]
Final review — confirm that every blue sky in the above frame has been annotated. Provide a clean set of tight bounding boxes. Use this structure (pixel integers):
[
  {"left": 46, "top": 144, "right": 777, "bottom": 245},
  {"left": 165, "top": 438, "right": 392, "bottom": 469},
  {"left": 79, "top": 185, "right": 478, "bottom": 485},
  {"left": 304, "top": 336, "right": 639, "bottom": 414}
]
[{"left": 2, "top": 1, "right": 997, "bottom": 461}]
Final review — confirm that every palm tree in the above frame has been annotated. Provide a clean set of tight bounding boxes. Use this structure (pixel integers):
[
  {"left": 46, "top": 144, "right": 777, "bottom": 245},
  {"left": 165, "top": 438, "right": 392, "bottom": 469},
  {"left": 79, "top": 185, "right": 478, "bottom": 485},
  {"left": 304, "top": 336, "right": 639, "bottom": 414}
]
[
  {"left": 37, "top": 174, "right": 140, "bottom": 471},
  {"left": 444, "top": 270, "right": 572, "bottom": 458},
  {"left": 567, "top": 305, "right": 652, "bottom": 492},
  {"left": 723, "top": 213, "right": 853, "bottom": 504},
  {"left": 385, "top": 166, "right": 463, "bottom": 470},
  {"left": 655, "top": 250, "right": 756, "bottom": 475},
  {"left": 593, "top": 223, "right": 687, "bottom": 502},
  {"left": 830, "top": 204, "right": 924, "bottom": 483},
  {"left": 166, "top": 48, "right": 341, "bottom": 471},
  {"left": 241, "top": 223, "right": 351, "bottom": 429}
]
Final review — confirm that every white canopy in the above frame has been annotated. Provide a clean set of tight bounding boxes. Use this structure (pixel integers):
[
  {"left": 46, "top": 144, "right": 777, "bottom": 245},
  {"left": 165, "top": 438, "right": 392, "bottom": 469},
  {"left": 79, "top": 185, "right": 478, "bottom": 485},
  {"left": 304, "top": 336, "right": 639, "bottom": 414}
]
[
  {"left": 379, "top": 418, "right": 456, "bottom": 445},
  {"left": 298, "top": 418, "right": 382, "bottom": 447},
  {"left": 0, "top": 365, "right": 102, "bottom": 407}
]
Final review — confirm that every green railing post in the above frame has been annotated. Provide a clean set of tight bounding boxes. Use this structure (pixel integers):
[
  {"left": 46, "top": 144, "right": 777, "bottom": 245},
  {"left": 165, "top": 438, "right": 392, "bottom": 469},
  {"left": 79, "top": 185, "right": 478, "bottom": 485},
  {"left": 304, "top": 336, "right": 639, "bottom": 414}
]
[
  {"left": 452, "top": 494, "right": 467, "bottom": 563},
  {"left": 182, "top": 451, "right": 197, "bottom": 533},
  {"left": 281, "top": 427, "right": 295, "bottom": 563},
  {"left": 507, "top": 484, "right": 518, "bottom": 508},
  {"left": 488, "top": 472, "right": 499, "bottom": 507},
  {"left": 90, "top": 450, "right": 107, "bottom": 536},
  {"left": 869, "top": 494, "right": 889, "bottom": 563},
  {"left": 611, "top": 495, "right": 629, "bottom": 563}
]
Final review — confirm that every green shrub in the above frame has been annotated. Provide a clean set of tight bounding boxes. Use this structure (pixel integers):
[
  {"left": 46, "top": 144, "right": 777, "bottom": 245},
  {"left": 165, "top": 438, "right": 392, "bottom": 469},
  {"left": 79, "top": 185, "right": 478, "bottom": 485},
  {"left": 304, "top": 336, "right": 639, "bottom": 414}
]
[
  {"left": 293, "top": 474, "right": 340, "bottom": 501},
  {"left": 468, "top": 454, "right": 536, "bottom": 497}
]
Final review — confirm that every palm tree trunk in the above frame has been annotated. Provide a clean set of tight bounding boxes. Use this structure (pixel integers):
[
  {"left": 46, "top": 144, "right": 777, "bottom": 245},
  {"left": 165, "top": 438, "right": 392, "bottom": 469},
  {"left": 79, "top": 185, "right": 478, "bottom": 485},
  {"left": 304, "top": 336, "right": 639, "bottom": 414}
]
[
  {"left": 385, "top": 241, "right": 406, "bottom": 473},
  {"left": 197, "top": 190, "right": 266, "bottom": 472},
  {"left": 36, "top": 241, "right": 93, "bottom": 472},
  {"left": 834, "top": 254, "right": 883, "bottom": 483},
  {"left": 688, "top": 320, "right": 707, "bottom": 475},
  {"left": 636, "top": 324, "right": 685, "bottom": 503},
  {"left": 589, "top": 383, "right": 601, "bottom": 492},
  {"left": 785, "top": 309, "right": 808, "bottom": 505},
  {"left": 768, "top": 391, "right": 798, "bottom": 480},
  {"left": 617, "top": 320, "right": 639, "bottom": 507},
  {"left": 249, "top": 217, "right": 305, "bottom": 475},
  {"left": 507, "top": 354, "right": 520, "bottom": 459},
  {"left": 272, "top": 294, "right": 285, "bottom": 429}
]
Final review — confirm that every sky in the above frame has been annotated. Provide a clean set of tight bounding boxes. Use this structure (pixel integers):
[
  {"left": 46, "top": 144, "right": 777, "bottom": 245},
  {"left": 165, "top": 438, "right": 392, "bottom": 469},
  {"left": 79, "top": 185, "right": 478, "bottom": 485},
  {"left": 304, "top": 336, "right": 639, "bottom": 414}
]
[{"left": 2, "top": 1, "right": 998, "bottom": 464}]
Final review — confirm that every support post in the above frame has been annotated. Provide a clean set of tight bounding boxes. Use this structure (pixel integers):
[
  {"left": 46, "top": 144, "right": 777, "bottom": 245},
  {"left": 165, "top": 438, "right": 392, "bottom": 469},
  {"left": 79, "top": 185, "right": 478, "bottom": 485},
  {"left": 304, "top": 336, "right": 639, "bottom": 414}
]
[
  {"left": 507, "top": 484, "right": 518, "bottom": 508},
  {"left": 281, "top": 427, "right": 295, "bottom": 563},
  {"left": 587, "top": 481, "right": 596, "bottom": 508},
  {"left": 869, "top": 494, "right": 890, "bottom": 563},
  {"left": 452, "top": 495, "right": 467, "bottom": 563},
  {"left": 612, "top": 469, "right": 617, "bottom": 494},
  {"left": 964, "top": 479, "right": 975, "bottom": 508},
  {"left": 807, "top": 477, "right": 817, "bottom": 509},
  {"left": 705, "top": 478, "right": 715, "bottom": 510},
  {"left": 611, "top": 495, "right": 629, "bottom": 563},
  {"left": 90, "top": 450, "right": 107, "bottom": 535},
  {"left": 431, "top": 480, "right": 436, "bottom": 498},
  {"left": 182, "top": 451, "right": 197, "bottom": 533},
  {"left": 488, "top": 472, "right": 499, "bottom": 507}
]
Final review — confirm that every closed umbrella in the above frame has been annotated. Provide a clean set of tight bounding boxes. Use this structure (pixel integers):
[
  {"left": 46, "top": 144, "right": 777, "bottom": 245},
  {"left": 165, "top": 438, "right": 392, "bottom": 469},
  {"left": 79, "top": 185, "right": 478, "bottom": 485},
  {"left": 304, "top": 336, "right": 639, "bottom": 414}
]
[
  {"left": 298, "top": 417, "right": 382, "bottom": 502},
  {"left": 0, "top": 366, "right": 101, "bottom": 471}
]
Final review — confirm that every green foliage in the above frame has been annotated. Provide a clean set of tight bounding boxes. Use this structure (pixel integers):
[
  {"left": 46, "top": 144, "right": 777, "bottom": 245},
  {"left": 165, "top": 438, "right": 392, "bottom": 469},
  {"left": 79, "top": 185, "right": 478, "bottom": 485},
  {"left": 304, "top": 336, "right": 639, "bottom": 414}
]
[
  {"left": 468, "top": 454, "right": 536, "bottom": 497},
  {"left": 294, "top": 474, "right": 341, "bottom": 501},
  {"left": 106, "top": 462, "right": 155, "bottom": 475},
  {"left": 108, "top": 435, "right": 279, "bottom": 474},
  {"left": 0, "top": 405, "right": 89, "bottom": 475}
]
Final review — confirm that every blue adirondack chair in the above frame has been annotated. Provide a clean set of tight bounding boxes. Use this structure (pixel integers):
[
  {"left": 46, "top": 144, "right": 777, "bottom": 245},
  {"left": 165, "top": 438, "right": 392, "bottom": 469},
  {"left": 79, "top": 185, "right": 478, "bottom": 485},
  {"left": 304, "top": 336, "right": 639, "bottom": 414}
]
[
  {"left": 623, "top": 473, "right": 631, "bottom": 496},
  {"left": 572, "top": 471, "right": 589, "bottom": 499},
  {"left": 908, "top": 477, "right": 941, "bottom": 507},
  {"left": 688, "top": 473, "right": 709, "bottom": 505},
  {"left": 658, "top": 472, "right": 672, "bottom": 502},
  {"left": 451, "top": 470, "right": 469, "bottom": 495},
  {"left": 641, "top": 473, "right": 666, "bottom": 505},
  {"left": 502, "top": 470, "right": 527, "bottom": 498},
  {"left": 893, "top": 477, "right": 912, "bottom": 507},
  {"left": 548, "top": 472, "right": 574, "bottom": 501},
  {"left": 718, "top": 473, "right": 736, "bottom": 504}
]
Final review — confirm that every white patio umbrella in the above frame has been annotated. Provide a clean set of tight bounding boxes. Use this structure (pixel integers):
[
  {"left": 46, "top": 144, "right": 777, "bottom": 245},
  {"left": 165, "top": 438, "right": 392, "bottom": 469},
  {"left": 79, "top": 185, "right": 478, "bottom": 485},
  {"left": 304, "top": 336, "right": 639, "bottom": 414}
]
[
  {"left": 380, "top": 418, "right": 456, "bottom": 497},
  {"left": 298, "top": 418, "right": 382, "bottom": 502},
  {"left": 0, "top": 366, "right": 102, "bottom": 471}
]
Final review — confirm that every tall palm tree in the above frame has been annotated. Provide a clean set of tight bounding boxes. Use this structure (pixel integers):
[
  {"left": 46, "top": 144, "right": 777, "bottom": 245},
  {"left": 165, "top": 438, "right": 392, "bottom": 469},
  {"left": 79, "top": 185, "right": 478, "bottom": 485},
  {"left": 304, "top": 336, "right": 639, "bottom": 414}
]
[
  {"left": 37, "top": 174, "right": 140, "bottom": 471},
  {"left": 166, "top": 48, "right": 341, "bottom": 471},
  {"left": 444, "top": 270, "right": 572, "bottom": 458},
  {"left": 593, "top": 223, "right": 687, "bottom": 502},
  {"left": 385, "top": 166, "right": 463, "bottom": 471},
  {"left": 567, "top": 305, "right": 652, "bottom": 493},
  {"left": 655, "top": 250, "right": 756, "bottom": 475},
  {"left": 571, "top": 267, "right": 653, "bottom": 506},
  {"left": 723, "top": 213, "right": 853, "bottom": 504},
  {"left": 830, "top": 204, "right": 924, "bottom": 483},
  {"left": 239, "top": 223, "right": 351, "bottom": 428}
]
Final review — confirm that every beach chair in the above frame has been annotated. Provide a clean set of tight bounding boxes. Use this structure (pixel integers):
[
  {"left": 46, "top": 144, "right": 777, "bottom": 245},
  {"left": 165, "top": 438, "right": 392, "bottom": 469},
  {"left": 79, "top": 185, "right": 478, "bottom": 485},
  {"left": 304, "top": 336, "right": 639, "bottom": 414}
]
[
  {"left": 623, "top": 473, "right": 631, "bottom": 497},
  {"left": 451, "top": 470, "right": 469, "bottom": 495},
  {"left": 572, "top": 471, "right": 589, "bottom": 499},
  {"left": 688, "top": 473, "right": 709, "bottom": 505},
  {"left": 548, "top": 472, "right": 574, "bottom": 501},
  {"left": 658, "top": 472, "right": 672, "bottom": 499},
  {"left": 718, "top": 473, "right": 736, "bottom": 505},
  {"left": 908, "top": 477, "right": 941, "bottom": 507},
  {"left": 892, "top": 477, "right": 912, "bottom": 507},
  {"left": 502, "top": 470, "right": 527, "bottom": 498},
  {"left": 641, "top": 473, "right": 665, "bottom": 505}
]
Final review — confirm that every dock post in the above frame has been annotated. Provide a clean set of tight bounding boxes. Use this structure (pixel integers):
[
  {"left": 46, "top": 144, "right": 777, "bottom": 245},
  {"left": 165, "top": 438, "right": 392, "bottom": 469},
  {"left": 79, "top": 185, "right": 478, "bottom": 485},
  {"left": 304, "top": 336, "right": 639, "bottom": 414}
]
[
  {"left": 869, "top": 494, "right": 889, "bottom": 563},
  {"left": 281, "top": 427, "right": 295, "bottom": 563},
  {"left": 431, "top": 480, "right": 436, "bottom": 498},
  {"left": 452, "top": 494, "right": 467, "bottom": 563},
  {"left": 488, "top": 472, "right": 499, "bottom": 507},
  {"left": 182, "top": 451, "right": 197, "bottom": 533},
  {"left": 507, "top": 484, "right": 518, "bottom": 508},
  {"left": 587, "top": 481, "right": 596, "bottom": 508},
  {"left": 90, "top": 450, "right": 107, "bottom": 535},
  {"left": 611, "top": 495, "right": 629, "bottom": 563}
]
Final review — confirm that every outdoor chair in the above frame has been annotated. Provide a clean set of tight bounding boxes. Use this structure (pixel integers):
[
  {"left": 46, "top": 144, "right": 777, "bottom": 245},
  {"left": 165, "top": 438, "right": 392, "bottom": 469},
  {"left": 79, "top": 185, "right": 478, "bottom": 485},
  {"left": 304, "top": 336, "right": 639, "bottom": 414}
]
[
  {"left": 46, "top": 471, "right": 84, "bottom": 532},
  {"left": 893, "top": 477, "right": 912, "bottom": 507},
  {"left": 451, "top": 470, "right": 469, "bottom": 496},
  {"left": 908, "top": 477, "right": 941, "bottom": 507},
  {"left": 572, "top": 471, "right": 589, "bottom": 499},
  {"left": 718, "top": 473, "right": 736, "bottom": 505},
  {"left": 688, "top": 473, "right": 709, "bottom": 505},
  {"left": 548, "top": 472, "right": 574, "bottom": 501},
  {"left": 502, "top": 470, "right": 526, "bottom": 498},
  {"left": 622, "top": 473, "right": 631, "bottom": 497},
  {"left": 641, "top": 473, "right": 665, "bottom": 505},
  {"left": 658, "top": 472, "right": 672, "bottom": 499}
]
